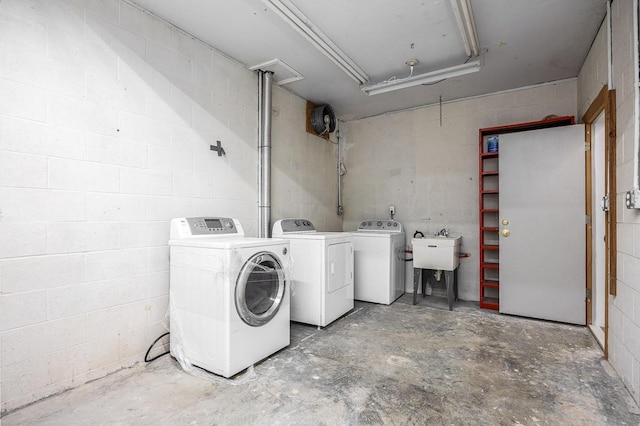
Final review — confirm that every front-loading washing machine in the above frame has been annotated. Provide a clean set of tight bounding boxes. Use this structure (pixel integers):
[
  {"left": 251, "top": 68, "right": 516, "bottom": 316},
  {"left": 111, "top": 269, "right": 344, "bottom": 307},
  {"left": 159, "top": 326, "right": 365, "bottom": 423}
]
[
  {"left": 272, "top": 218, "right": 353, "bottom": 327},
  {"left": 169, "top": 217, "right": 291, "bottom": 378},
  {"left": 352, "top": 220, "right": 405, "bottom": 304}
]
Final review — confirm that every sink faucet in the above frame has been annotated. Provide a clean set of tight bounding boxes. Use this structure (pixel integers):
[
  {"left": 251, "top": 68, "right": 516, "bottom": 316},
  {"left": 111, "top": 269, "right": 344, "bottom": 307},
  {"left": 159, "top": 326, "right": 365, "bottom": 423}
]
[{"left": 437, "top": 228, "right": 449, "bottom": 237}]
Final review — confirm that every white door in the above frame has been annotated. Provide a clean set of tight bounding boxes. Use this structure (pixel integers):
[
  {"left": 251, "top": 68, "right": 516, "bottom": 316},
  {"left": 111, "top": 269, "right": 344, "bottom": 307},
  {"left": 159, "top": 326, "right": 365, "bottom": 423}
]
[
  {"left": 499, "top": 125, "right": 586, "bottom": 325},
  {"left": 325, "top": 241, "right": 354, "bottom": 326},
  {"left": 591, "top": 113, "right": 606, "bottom": 344},
  {"left": 327, "top": 242, "right": 352, "bottom": 293}
]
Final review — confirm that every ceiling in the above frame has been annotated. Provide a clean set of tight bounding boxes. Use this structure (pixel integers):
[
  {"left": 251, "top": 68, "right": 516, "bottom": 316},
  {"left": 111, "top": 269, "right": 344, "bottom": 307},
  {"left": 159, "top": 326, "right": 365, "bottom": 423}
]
[{"left": 128, "top": 0, "right": 606, "bottom": 121}]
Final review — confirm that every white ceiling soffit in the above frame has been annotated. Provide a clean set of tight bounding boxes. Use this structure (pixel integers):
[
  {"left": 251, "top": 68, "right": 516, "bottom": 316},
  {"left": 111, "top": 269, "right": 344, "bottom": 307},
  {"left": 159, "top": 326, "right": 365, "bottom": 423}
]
[{"left": 128, "top": 0, "right": 607, "bottom": 121}]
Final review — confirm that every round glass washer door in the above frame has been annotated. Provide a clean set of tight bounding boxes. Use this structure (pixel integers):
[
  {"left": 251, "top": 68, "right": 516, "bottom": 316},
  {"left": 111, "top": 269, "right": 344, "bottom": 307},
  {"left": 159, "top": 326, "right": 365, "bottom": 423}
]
[{"left": 235, "top": 251, "right": 286, "bottom": 327}]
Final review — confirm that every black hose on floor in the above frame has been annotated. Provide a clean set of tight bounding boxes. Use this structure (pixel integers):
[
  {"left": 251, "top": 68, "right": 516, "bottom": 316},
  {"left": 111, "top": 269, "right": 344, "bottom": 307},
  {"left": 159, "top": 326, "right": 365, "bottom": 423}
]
[{"left": 145, "top": 332, "right": 170, "bottom": 363}]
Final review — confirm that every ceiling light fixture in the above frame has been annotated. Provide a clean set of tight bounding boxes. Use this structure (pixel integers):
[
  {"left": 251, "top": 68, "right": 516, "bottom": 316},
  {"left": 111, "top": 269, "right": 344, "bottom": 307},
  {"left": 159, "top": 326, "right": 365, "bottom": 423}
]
[
  {"left": 450, "top": 0, "right": 480, "bottom": 57},
  {"left": 360, "top": 59, "right": 480, "bottom": 96},
  {"left": 263, "top": 0, "right": 369, "bottom": 85}
]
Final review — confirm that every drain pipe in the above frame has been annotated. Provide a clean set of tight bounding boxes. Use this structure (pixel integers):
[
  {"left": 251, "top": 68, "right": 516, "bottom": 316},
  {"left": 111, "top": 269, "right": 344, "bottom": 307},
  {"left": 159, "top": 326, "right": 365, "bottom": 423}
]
[
  {"left": 337, "top": 127, "right": 344, "bottom": 215},
  {"left": 258, "top": 71, "right": 274, "bottom": 237}
]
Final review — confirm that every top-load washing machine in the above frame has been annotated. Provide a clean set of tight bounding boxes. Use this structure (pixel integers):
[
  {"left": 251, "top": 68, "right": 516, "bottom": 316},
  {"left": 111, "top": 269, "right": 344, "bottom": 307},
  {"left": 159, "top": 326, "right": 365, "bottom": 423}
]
[
  {"left": 272, "top": 219, "right": 353, "bottom": 327},
  {"left": 352, "top": 220, "right": 405, "bottom": 304},
  {"left": 169, "top": 217, "right": 291, "bottom": 378}
]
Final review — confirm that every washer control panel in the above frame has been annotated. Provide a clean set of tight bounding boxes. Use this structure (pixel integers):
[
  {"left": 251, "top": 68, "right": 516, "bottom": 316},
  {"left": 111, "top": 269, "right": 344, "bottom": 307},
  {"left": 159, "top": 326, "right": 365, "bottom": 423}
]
[
  {"left": 170, "top": 217, "right": 242, "bottom": 239},
  {"left": 187, "top": 217, "right": 236, "bottom": 234},
  {"left": 357, "top": 220, "right": 403, "bottom": 232},
  {"left": 274, "top": 218, "right": 316, "bottom": 233}
]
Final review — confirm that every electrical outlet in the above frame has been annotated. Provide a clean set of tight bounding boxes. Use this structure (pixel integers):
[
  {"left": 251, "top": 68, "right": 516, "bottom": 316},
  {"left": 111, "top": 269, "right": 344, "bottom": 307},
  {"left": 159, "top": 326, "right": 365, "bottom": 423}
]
[
  {"left": 389, "top": 205, "right": 396, "bottom": 216},
  {"left": 626, "top": 189, "right": 640, "bottom": 209}
]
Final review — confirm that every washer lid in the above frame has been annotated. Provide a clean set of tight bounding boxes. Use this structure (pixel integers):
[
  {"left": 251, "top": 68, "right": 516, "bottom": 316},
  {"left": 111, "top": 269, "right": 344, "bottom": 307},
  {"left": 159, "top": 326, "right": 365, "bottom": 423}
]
[
  {"left": 281, "top": 232, "right": 353, "bottom": 241},
  {"left": 352, "top": 232, "right": 403, "bottom": 239},
  {"left": 169, "top": 236, "right": 290, "bottom": 249}
]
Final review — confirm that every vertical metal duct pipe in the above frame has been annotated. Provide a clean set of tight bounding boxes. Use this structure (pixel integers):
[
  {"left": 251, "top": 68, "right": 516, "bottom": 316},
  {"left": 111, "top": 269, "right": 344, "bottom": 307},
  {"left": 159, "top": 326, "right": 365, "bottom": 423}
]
[
  {"left": 258, "top": 71, "right": 264, "bottom": 235},
  {"left": 258, "top": 71, "right": 273, "bottom": 237}
]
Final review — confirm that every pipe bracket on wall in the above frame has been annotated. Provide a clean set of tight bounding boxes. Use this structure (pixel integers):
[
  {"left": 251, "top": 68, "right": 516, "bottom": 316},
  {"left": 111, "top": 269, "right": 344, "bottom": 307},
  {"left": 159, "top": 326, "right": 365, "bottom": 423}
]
[{"left": 210, "top": 140, "right": 226, "bottom": 157}]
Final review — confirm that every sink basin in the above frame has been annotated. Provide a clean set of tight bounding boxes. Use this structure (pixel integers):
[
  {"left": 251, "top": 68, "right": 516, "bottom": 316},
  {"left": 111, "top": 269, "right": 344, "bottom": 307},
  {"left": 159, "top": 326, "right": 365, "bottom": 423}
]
[{"left": 412, "top": 236, "right": 461, "bottom": 270}]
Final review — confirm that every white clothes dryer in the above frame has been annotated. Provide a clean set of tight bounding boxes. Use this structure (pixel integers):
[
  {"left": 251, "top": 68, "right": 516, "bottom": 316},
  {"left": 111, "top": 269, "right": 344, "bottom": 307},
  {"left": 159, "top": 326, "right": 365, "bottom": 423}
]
[
  {"left": 272, "top": 219, "right": 354, "bottom": 327},
  {"left": 352, "top": 220, "right": 405, "bottom": 304},
  {"left": 169, "top": 217, "right": 290, "bottom": 378}
]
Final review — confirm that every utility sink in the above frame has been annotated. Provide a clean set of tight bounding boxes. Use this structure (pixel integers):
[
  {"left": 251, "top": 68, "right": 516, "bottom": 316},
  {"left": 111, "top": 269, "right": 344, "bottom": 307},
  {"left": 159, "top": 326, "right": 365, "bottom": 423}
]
[{"left": 412, "top": 236, "right": 461, "bottom": 270}]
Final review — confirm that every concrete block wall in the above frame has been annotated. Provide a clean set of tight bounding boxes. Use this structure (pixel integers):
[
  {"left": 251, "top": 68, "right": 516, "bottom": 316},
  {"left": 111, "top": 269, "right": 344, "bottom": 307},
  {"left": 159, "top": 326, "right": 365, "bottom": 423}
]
[
  {"left": 594, "top": 0, "right": 640, "bottom": 406},
  {"left": 270, "top": 91, "right": 343, "bottom": 232},
  {"left": 577, "top": 18, "right": 609, "bottom": 119},
  {"left": 566, "top": 0, "right": 640, "bottom": 406},
  {"left": 0, "top": 0, "right": 337, "bottom": 413},
  {"left": 341, "top": 81, "right": 577, "bottom": 300},
  {"left": 2, "top": 0, "right": 636, "bottom": 415}
]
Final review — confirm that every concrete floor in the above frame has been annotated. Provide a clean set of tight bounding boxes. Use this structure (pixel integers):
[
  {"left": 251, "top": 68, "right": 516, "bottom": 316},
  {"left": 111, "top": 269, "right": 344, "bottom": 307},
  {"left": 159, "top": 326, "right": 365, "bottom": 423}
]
[{"left": 3, "top": 294, "right": 640, "bottom": 425}]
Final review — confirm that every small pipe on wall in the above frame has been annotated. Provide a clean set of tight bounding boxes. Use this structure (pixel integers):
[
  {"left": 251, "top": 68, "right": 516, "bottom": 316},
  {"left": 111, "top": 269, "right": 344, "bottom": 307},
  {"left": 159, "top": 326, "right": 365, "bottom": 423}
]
[
  {"left": 633, "top": 0, "right": 640, "bottom": 190},
  {"left": 337, "top": 126, "right": 344, "bottom": 215}
]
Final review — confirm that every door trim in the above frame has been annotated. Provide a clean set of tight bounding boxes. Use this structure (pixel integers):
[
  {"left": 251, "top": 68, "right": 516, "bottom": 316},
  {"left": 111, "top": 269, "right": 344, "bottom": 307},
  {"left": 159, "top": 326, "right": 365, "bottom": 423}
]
[{"left": 582, "top": 85, "right": 617, "bottom": 359}]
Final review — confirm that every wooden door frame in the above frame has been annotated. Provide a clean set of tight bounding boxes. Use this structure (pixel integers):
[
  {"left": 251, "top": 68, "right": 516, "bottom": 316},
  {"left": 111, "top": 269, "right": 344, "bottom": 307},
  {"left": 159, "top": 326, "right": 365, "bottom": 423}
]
[{"left": 582, "top": 85, "right": 616, "bottom": 359}]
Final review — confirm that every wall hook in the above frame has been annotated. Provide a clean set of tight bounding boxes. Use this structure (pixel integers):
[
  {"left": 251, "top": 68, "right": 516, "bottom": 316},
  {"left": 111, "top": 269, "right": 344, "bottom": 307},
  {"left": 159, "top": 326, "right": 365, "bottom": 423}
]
[{"left": 210, "top": 140, "right": 226, "bottom": 156}]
